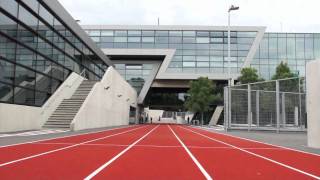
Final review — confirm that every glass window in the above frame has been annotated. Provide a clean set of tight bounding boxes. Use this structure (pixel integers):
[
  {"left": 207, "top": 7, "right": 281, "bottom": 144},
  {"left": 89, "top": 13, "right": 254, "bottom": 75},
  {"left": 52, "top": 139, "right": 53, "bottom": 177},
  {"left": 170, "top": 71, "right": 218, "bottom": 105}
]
[
  {"left": 14, "top": 87, "right": 35, "bottom": 105},
  {"left": 142, "top": 37, "right": 154, "bottom": 43},
  {"left": 39, "top": 5, "right": 53, "bottom": 25},
  {"left": 142, "top": 30, "right": 154, "bottom": 36},
  {"left": 0, "top": 0, "right": 18, "bottom": 17},
  {"left": 115, "top": 30, "right": 127, "bottom": 36},
  {"left": 0, "top": 59, "right": 14, "bottom": 84},
  {"left": 0, "top": 82, "right": 13, "bottom": 103},
  {"left": 128, "top": 37, "right": 141, "bottom": 43},
  {"left": 183, "top": 31, "right": 195, "bottom": 37},
  {"left": 169, "top": 37, "right": 182, "bottom": 43},
  {"left": 296, "top": 38, "right": 305, "bottom": 58},
  {"left": 210, "top": 31, "right": 223, "bottom": 37},
  {"left": 155, "top": 36, "right": 168, "bottom": 43},
  {"left": 210, "top": 38, "right": 223, "bottom": 43},
  {"left": 23, "top": 0, "right": 39, "bottom": 13},
  {"left": 14, "top": 65, "right": 35, "bottom": 88},
  {"left": 169, "top": 31, "right": 182, "bottom": 36},
  {"left": 237, "top": 32, "right": 257, "bottom": 38},
  {"left": 114, "top": 37, "right": 127, "bottom": 43},
  {"left": 18, "top": 5, "right": 38, "bottom": 30},
  {"left": 183, "top": 37, "right": 196, "bottom": 43},
  {"left": 305, "top": 38, "right": 314, "bottom": 59},
  {"left": 128, "top": 30, "right": 141, "bottom": 36},
  {"left": 197, "top": 62, "right": 209, "bottom": 67},
  {"left": 210, "top": 56, "right": 223, "bottom": 61},
  {"left": 100, "top": 36, "right": 113, "bottom": 42},
  {"left": 169, "top": 62, "right": 182, "bottom": 68},
  {"left": 155, "top": 31, "right": 168, "bottom": 36},
  {"left": 314, "top": 38, "right": 320, "bottom": 58},
  {"left": 196, "top": 37, "right": 209, "bottom": 44},
  {"left": 196, "top": 56, "right": 209, "bottom": 61},
  {"left": 87, "top": 30, "right": 100, "bottom": 36},
  {"left": 183, "top": 56, "right": 195, "bottom": 61},
  {"left": 101, "top": 30, "right": 113, "bottom": 36},
  {"left": 197, "top": 31, "right": 209, "bottom": 36},
  {"left": 183, "top": 62, "right": 195, "bottom": 67}
]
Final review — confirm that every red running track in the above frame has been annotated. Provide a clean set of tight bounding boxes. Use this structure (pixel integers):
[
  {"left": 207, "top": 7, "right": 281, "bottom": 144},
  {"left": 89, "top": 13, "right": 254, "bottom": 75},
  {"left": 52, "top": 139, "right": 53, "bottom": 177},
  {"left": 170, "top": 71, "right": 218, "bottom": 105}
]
[{"left": 0, "top": 124, "right": 319, "bottom": 180}]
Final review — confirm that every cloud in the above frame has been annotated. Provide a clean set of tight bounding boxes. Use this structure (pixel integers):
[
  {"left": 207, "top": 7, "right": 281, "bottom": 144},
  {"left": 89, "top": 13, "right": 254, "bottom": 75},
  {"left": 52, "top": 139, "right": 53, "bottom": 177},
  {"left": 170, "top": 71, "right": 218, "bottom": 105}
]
[{"left": 58, "top": 0, "right": 320, "bottom": 32}]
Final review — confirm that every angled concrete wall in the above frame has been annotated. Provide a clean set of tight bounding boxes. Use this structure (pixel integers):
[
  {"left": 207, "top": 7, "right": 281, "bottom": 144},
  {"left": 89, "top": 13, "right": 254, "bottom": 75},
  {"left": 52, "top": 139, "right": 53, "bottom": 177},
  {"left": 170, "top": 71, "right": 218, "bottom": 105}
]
[
  {"left": 0, "top": 72, "right": 84, "bottom": 133},
  {"left": 71, "top": 67, "right": 137, "bottom": 131},
  {"left": 306, "top": 59, "right": 320, "bottom": 148}
]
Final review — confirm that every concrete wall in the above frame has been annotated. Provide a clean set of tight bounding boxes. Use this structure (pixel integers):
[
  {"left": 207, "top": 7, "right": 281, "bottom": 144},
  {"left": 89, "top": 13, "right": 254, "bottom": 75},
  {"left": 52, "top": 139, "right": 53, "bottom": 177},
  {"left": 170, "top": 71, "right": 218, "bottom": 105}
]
[
  {"left": 0, "top": 104, "right": 41, "bottom": 133},
  {"left": 306, "top": 60, "right": 320, "bottom": 148},
  {"left": 71, "top": 67, "right": 137, "bottom": 131},
  {"left": 0, "top": 73, "right": 84, "bottom": 133}
]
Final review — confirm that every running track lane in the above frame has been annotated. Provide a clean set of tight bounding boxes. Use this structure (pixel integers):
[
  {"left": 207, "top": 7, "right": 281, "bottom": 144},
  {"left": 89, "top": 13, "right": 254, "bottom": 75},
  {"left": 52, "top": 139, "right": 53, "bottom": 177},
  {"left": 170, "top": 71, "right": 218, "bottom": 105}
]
[
  {"left": 0, "top": 125, "right": 153, "bottom": 179},
  {"left": 177, "top": 125, "right": 320, "bottom": 180},
  {"left": 0, "top": 125, "right": 141, "bottom": 164},
  {"left": 89, "top": 124, "right": 206, "bottom": 179}
]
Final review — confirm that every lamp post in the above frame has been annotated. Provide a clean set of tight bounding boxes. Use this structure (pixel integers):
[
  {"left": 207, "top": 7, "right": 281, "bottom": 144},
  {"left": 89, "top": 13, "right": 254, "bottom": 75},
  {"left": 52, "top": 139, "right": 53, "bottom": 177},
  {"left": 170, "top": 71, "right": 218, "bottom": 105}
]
[{"left": 228, "top": 5, "right": 239, "bottom": 86}]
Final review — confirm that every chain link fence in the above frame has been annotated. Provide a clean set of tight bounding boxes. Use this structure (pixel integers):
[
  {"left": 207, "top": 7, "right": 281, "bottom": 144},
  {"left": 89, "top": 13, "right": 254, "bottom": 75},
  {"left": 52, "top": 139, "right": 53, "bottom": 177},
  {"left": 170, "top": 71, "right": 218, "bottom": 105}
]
[{"left": 224, "top": 77, "right": 306, "bottom": 131}]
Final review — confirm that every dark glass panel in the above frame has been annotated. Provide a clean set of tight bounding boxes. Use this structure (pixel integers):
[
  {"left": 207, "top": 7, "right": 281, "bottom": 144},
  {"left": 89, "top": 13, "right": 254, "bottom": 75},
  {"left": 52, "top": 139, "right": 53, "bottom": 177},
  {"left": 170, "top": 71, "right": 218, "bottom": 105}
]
[
  {"left": 14, "top": 87, "right": 35, "bottom": 105},
  {"left": 14, "top": 65, "right": 36, "bottom": 89},
  {"left": 0, "top": 59, "right": 14, "bottom": 83},
  {"left": 0, "top": 82, "right": 13, "bottom": 103}
]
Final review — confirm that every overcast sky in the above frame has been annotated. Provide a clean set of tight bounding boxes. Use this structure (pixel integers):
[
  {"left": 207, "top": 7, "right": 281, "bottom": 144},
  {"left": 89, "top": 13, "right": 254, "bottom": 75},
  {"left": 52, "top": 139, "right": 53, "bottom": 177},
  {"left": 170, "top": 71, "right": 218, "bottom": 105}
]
[{"left": 58, "top": 0, "right": 320, "bottom": 32}]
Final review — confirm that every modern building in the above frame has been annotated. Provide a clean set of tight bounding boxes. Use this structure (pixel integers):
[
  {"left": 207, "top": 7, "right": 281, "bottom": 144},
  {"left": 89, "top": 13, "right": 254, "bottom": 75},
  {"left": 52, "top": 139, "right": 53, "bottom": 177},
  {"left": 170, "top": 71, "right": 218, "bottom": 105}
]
[
  {"left": 1, "top": 0, "right": 320, "bottom": 132},
  {"left": 83, "top": 25, "right": 320, "bottom": 109},
  {"left": 0, "top": 0, "right": 136, "bottom": 132}
]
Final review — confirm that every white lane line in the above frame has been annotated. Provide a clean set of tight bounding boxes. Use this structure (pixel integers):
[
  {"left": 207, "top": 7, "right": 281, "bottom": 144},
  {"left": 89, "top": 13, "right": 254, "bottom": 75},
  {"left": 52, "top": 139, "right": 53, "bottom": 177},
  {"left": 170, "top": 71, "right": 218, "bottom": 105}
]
[
  {"left": 195, "top": 126, "right": 320, "bottom": 158},
  {"left": 0, "top": 126, "right": 145, "bottom": 168},
  {"left": 33, "top": 142, "right": 286, "bottom": 150},
  {"left": 0, "top": 125, "right": 138, "bottom": 148},
  {"left": 168, "top": 125, "right": 212, "bottom": 180},
  {"left": 84, "top": 125, "right": 159, "bottom": 180},
  {"left": 181, "top": 126, "right": 320, "bottom": 180}
]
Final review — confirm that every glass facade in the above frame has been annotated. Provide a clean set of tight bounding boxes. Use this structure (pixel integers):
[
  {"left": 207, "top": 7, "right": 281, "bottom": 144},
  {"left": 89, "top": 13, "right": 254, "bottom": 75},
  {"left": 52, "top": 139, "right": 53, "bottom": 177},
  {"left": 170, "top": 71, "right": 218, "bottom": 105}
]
[
  {"left": 253, "top": 33, "right": 320, "bottom": 79},
  {"left": 85, "top": 29, "right": 257, "bottom": 75},
  {"left": 114, "top": 63, "right": 153, "bottom": 93},
  {"left": 85, "top": 27, "right": 320, "bottom": 80},
  {"left": 0, "top": 1, "right": 108, "bottom": 106}
]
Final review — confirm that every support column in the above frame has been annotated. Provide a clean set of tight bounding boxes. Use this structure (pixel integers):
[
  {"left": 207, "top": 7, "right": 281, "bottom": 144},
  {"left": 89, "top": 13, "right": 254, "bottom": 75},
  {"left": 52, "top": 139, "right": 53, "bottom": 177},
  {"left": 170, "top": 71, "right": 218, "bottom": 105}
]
[{"left": 306, "top": 60, "right": 320, "bottom": 148}]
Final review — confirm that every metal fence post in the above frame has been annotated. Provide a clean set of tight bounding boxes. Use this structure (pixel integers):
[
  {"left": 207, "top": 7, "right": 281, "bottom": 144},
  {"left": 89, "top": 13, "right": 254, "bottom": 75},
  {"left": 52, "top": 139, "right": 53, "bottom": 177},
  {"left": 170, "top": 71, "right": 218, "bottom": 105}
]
[
  {"left": 276, "top": 80, "right": 280, "bottom": 133},
  {"left": 256, "top": 90, "right": 260, "bottom": 127},
  {"left": 228, "top": 86, "right": 232, "bottom": 130},
  {"left": 298, "top": 77, "right": 302, "bottom": 128},
  {"left": 224, "top": 87, "right": 228, "bottom": 132},
  {"left": 248, "top": 84, "right": 252, "bottom": 131},
  {"left": 281, "top": 92, "right": 286, "bottom": 126}
]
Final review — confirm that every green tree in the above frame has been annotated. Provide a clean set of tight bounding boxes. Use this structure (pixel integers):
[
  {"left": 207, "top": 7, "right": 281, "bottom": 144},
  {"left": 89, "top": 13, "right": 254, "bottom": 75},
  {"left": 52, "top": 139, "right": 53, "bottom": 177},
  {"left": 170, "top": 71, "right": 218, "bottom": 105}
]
[
  {"left": 238, "top": 67, "right": 263, "bottom": 84},
  {"left": 272, "top": 61, "right": 297, "bottom": 80},
  {"left": 271, "top": 61, "right": 299, "bottom": 92},
  {"left": 184, "top": 77, "right": 216, "bottom": 125}
]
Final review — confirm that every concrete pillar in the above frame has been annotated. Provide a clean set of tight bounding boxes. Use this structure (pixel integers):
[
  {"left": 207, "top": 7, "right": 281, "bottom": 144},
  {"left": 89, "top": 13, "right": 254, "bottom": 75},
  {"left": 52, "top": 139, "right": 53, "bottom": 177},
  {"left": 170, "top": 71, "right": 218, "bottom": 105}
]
[{"left": 306, "top": 60, "right": 320, "bottom": 148}]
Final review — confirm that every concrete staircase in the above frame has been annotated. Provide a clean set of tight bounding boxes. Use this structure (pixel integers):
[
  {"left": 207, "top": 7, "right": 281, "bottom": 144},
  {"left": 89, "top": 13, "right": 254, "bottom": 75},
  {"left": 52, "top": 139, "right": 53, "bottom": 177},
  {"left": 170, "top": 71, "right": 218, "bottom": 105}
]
[{"left": 42, "top": 80, "right": 97, "bottom": 129}]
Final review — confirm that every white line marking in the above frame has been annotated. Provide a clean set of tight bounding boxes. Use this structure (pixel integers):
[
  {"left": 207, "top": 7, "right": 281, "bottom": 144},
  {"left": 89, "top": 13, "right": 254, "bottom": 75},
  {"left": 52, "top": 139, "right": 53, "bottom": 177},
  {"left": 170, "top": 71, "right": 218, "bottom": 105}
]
[
  {"left": 168, "top": 125, "right": 212, "bottom": 180},
  {"left": 182, "top": 126, "right": 320, "bottom": 180},
  {"left": 195, "top": 126, "right": 320, "bottom": 157},
  {"left": 33, "top": 142, "right": 286, "bottom": 150},
  {"left": 0, "top": 126, "right": 145, "bottom": 168},
  {"left": 84, "top": 125, "right": 159, "bottom": 180},
  {"left": 0, "top": 125, "right": 138, "bottom": 148}
]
